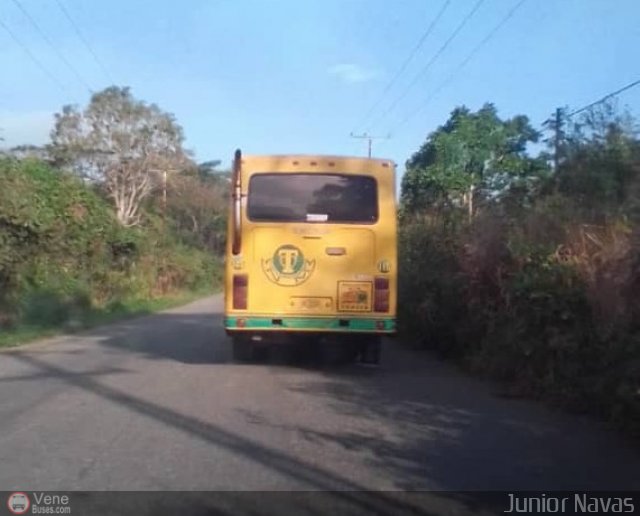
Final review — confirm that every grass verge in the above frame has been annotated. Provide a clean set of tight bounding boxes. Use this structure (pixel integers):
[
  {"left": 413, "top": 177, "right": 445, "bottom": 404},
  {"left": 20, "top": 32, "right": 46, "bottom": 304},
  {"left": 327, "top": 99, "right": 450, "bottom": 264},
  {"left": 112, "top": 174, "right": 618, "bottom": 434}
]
[{"left": 0, "top": 287, "right": 218, "bottom": 349}]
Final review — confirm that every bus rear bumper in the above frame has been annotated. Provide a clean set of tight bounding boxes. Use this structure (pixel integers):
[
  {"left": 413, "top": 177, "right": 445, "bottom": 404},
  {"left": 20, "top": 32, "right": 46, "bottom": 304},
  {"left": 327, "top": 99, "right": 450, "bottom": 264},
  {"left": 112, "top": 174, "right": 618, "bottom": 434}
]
[{"left": 224, "top": 315, "right": 395, "bottom": 335}]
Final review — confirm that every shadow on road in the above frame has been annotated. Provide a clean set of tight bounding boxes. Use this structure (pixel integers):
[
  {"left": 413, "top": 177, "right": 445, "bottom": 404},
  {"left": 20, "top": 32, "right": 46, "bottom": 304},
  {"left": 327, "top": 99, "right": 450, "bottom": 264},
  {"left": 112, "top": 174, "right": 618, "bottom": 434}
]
[
  {"left": 88, "top": 310, "right": 367, "bottom": 369},
  {"left": 87, "top": 311, "right": 229, "bottom": 364},
  {"left": 79, "top": 309, "right": 640, "bottom": 493},
  {"left": 7, "top": 351, "right": 494, "bottom": 515},
  {"left": 279, "top": 354, "right": 640, "bottom": 492},
  {"left": 10, "top": 307, "right": 640, "bottom": 512}
]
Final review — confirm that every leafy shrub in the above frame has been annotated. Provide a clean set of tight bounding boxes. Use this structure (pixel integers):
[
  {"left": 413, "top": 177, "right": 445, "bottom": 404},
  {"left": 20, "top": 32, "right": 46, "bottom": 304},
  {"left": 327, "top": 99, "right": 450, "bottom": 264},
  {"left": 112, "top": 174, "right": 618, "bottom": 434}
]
[
  {"left": 0, "top": 158, "right": 222, "bottom": 330},
  {"left": 21, "top": 290, "right": 71, "bottom": 327}
]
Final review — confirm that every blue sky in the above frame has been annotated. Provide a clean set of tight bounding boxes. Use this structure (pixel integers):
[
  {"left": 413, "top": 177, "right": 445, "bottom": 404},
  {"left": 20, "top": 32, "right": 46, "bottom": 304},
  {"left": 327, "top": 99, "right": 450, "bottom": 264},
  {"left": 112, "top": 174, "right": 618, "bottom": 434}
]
[{"left": 1, "top": 0, "right": 639, "bottom": 182}]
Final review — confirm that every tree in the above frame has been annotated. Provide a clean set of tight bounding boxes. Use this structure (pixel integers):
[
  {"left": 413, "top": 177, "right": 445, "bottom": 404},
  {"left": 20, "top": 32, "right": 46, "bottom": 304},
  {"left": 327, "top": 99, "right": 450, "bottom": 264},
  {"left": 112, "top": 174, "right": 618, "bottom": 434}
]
[
  {"left": 167, "top": 163, "right": 229, "bottom": 254},
  {"left": 50, "top": 86, "right": 190, "bottom": 226},
  {"left": 401, "top": 103, "right": 546, "bottom": 220},
  {"left": 197, "top": 160, "right": 222, "bottom": 178},
  {"left": 553, "top": 101, "right": 639, "bottom": 212}
]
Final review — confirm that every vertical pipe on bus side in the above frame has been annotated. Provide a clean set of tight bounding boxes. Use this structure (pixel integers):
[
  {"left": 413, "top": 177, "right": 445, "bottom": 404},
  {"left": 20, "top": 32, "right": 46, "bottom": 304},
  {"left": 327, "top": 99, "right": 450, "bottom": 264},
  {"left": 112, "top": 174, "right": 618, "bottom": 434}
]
[{"left": 232, "top": 149, "right": 242, "bottom": 255}]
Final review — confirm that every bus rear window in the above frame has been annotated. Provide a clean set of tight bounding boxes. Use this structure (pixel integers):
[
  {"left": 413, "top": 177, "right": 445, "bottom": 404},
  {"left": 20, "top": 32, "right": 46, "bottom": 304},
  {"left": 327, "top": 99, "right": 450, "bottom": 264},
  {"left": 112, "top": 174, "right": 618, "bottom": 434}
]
[{"left": 247, "top": 173, "right": 378, "bottom": 223}]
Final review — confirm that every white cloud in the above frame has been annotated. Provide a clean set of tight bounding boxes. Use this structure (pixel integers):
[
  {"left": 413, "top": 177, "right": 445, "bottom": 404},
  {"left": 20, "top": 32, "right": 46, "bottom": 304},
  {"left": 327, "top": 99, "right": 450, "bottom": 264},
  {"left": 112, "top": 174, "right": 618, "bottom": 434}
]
[
  {"left": 0, "top": 110, "right": 54, "bottom": 148},
  {"left": 328, "top": 63, "right": 379, "bottom": 84}
]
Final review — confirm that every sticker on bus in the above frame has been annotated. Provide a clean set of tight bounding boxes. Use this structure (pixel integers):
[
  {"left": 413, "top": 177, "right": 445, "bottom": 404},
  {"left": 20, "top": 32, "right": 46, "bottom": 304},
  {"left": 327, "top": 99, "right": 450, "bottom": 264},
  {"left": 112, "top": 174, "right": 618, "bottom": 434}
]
[
  {"left": 338, "top": 281, "right": 372, "bottom": 312},
  {"left": 306, "top": 213, "right": 328, "bottom": 222}
]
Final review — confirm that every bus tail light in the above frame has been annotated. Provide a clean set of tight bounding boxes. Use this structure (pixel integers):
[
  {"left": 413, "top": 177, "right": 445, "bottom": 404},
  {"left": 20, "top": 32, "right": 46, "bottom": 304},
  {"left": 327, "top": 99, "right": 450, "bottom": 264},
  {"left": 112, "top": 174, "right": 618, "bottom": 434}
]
[
  {"left": 374, "top": 276, "right": 389, "bottom": 312},
  {"left": 233, "top": 274, "right": 248, "bottom": 310}
]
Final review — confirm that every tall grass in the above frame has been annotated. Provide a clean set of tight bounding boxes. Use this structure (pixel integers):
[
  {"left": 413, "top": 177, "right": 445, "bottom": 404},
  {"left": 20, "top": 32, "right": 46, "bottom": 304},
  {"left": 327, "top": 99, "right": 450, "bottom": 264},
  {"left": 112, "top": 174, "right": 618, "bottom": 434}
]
[{"left": 399, "top": 201, "right": 640, "bottom": 437}]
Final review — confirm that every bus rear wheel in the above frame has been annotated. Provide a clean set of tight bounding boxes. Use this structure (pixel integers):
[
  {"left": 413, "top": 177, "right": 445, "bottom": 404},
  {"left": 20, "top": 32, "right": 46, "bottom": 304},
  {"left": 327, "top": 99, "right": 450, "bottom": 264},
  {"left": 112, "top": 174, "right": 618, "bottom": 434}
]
[
  {"left": 232, "top": 336, "right": 254, "bottom": 362},
  {"left": 355, "top": 335, "right": 381, "bottom": 365}
]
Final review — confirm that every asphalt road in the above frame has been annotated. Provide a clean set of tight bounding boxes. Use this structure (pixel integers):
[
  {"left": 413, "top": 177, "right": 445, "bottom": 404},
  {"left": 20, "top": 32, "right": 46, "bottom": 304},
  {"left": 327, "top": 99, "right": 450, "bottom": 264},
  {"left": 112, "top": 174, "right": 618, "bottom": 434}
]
[{"left": 1, "top": 295, "right": 639, "bottom": 513}]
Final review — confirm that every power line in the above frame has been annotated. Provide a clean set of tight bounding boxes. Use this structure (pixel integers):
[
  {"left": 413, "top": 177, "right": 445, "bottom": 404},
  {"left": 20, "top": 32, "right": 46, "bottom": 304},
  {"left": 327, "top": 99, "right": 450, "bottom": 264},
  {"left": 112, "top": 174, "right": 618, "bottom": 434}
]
[
  {"left": 391, "top": 0, "right": 528, "bottom": 134},
  {"left": 353, "top": 0, "right": 451, "bottom": 132},
  {"left": 566, "top": 78, "right": 640, "bottom": 118},
  {"left": 0, "top": 17, "right": 66, "bottom": 91},
  {"left": 54, "top": 0, "right": 114, "bottom": 84},
  {"left": 9, "top": 0, "right": 92, "bottom": 92},
  {"left": 367, "top": 0, "right": 487, "bottom": 132}
]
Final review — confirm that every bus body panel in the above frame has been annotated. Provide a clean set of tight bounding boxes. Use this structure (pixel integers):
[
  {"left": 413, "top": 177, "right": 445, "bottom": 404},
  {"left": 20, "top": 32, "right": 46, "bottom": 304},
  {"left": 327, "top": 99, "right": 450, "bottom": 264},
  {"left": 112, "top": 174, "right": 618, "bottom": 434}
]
[{"left": 224, "top": 154, "right": 397, "bottom": 336}]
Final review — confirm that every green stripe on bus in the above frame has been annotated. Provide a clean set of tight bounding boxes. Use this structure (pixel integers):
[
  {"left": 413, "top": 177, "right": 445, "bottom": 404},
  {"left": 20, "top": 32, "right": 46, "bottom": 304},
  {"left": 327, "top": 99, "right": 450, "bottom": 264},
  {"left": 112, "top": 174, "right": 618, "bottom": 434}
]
[{"left": 224, "top": 316, "right": 395, "bottom": 332}]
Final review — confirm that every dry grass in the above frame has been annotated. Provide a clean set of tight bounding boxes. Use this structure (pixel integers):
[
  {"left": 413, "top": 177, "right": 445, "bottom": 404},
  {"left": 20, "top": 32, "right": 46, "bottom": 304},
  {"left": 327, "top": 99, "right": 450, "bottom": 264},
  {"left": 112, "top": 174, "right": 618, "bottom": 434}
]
[{"left": 399, "top": 202, "right": 640, "bottom": 438}]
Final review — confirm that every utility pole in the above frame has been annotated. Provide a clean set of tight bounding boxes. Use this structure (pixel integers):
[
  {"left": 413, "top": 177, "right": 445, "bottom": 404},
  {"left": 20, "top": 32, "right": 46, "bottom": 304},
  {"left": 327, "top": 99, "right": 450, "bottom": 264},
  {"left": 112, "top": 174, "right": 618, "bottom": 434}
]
[
  {"left": 150, "top": 167, "right": 177, "bottom": 233},
  {"left": 553, "top": 107, "right": 562, "bottom": 172},
  {"left": 162, "top": 169, "right": 167, "bottom": 219},
  {"left": 149, "top": 168, "right": 176, "bottom": 214},
  {"left": 350, "top": 132, "right": 390, "bottom": 158},
  {"left": 150, "top": 167, "right": 176, "bottom": 284}
]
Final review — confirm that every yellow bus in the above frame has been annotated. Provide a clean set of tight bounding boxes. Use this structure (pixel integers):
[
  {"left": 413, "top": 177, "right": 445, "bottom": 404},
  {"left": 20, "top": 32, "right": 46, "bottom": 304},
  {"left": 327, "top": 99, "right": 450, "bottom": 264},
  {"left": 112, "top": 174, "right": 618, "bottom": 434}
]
[{"left": 224, "top": 150, "right": 397, "bottom": 363}]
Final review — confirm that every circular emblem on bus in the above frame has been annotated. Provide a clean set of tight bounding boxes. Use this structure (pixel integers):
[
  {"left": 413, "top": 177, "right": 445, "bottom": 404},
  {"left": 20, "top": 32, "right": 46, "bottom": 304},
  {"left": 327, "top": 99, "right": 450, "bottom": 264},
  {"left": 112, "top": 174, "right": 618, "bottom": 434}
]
[
  {"left": 7, "top": 493, "right": 30, "bottom": 515},
  {"left": 262, "top": 244, "right": 316, "bottom": 286},
  {"left": 272, "top": 245, "right": 305, "bottom": 275}
]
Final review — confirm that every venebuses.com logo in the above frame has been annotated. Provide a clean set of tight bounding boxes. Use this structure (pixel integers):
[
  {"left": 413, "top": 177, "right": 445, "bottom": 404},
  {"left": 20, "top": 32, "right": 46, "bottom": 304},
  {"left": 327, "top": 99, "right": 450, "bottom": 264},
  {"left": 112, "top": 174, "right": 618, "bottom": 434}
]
[{"left": 6, "top": 492, "right": 71, "bottom": 514}]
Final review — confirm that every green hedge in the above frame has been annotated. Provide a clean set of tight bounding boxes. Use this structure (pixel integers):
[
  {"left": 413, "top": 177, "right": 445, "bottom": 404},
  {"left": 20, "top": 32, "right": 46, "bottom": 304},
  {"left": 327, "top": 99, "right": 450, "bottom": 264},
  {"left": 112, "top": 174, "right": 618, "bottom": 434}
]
[{"left": 0, "top": 158, "right": 222, "bottom": 334}]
